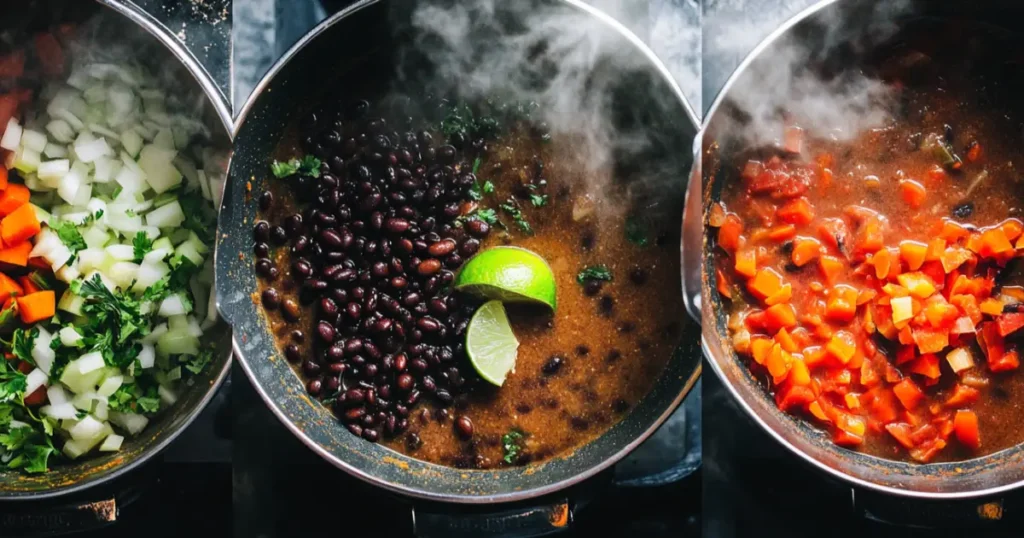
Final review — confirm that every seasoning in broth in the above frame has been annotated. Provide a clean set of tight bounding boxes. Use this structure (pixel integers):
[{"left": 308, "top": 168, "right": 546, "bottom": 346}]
[
  {"left": 253, "top": 97, "right": 682, "bottom": 468},
  {"left": 712, "top": 26, "right": 1024, "bottom": 463}
]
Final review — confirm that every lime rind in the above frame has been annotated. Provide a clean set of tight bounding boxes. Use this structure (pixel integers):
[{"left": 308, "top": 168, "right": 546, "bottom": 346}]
[
  {"left": 466, "top": 300, "right": 520, "bottom": 386},
  {"left": 454, "top": 246, "right": 557, "bottom": 310}
]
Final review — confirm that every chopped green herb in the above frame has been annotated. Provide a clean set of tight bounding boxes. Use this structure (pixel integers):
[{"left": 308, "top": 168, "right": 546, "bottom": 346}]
[
  {"left": 183, "top": 346, "right": 214, "bottom": 375},
  {"left": 135, "top": 387, "right": 161, "bottom": 415},
  {"left": 529, "top": 194, "right": 548, "bottom": 207},
  {"left": 502, "top": 429, "right": 525, "bottom": 464},
  {"left": 179, "top": 191, "right": 217, "bottom": 244},
  {"left": 625, "top": 216, "right": 649, "bottom": 247},
  {"left": 482, "top": 181, "right": 495, "bottom": 194},
  {"left": 132, "top": 231, "right": 153, "bottom": 263},
  {"left": 74, "top": 274, "right": 148, "bottom": 370},
  {"left": 577, "top": 265, "right": 613, "bottom": 284},
  {"left": 53, "top": 220, "right": 86, "bottom": 261},
  {"left": 472, "top": 157, "right": 481, "bottom": 175},
  {"left": 271, "top": 155, "right": 322, "bottom": 179},
  {"left": 0, "top": 425, "right": 55, "bottom": 474},
  {"left": 476, "top": 208, "right": 499, "bottom": 225},
  {"left": 11, "top": 328, "right": 37, "bottom": 366},
  {"left": 467, "top": 184, "right": 483, "bottom": 201},
  {"left": 0, "top": 352, "right": 26, "bottom": 404},
  {"left": 500, "top": 200, "right": 533, "bottom": 235}
]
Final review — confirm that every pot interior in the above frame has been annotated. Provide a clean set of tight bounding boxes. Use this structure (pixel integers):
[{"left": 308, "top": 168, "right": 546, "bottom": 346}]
[
  {"left": 702, "top": 0, "right": 1024, "bottom": 497},
  {"left": 221, "top": 0, "right": 700, "bottom": 502}
]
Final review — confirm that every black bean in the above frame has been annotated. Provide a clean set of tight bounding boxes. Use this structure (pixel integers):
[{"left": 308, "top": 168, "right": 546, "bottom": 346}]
[
  {"left": 952, "top": 201, "right": 974, "bottom": 219},
  {"left": 459, "top": 238, "right": 480, "bottom": 257},
  {"left": 258, "top": 190, "right": 273, "bottom": 211},
  {"left": 317, "top": 321, "right": 336, "bottom": 343},
  {"left": 261, "top": 288, "right": 281, "bottom": 310},
  {"left": 417, "top": 259, "right": 442, "bottom": 275},
  {"left": 283, "top": 344, "right": 301, "bottom": 363},
  {"left": 455, "top": 416, "right": 473, "bottom": 439},
  {"left": 396, "top": 373, "right": 415, "bottom": 391},
  {"left": 465, "top": 219, "right": 490, "bottom": 237},
  {"left": 363, "top": 428, "right": 380, "bottom": 442},
  {"left": 255, "top": 258, "right": 275, "bottom": 278},
  {"left": 303, "top": 360, "right": 321, "bottom": 376},
  {"left": 307, "top": 379, "right": 322, "bottom": 396},
  {"left": 417, "top": 317, "right": 441, "bottom": 332},
  {"left": 320, "top": 229, "right": 344, "bottom": 249},
  {"left": 271, "top": 226, "right": 288, "bottom": 244},
  {"left": 282, "top": 299, "right": 301, "bottom": 322},
  {"left": 253, "top": 242, "right": 270, "bottom": 258},
  {"left": 253, "top": 221, "right": 270, "bottom": 242}
]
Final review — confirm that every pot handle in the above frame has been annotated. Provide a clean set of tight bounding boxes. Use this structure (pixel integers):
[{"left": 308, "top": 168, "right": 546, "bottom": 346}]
[
  {"left": 412, "top": 499, "right": 572, "bottom": 538},
  {"left": 0, "top": 497, "right": 117, "bottom": 537},
  {"left": 680, "top": 141, "right": 703, "bottom": 324},
  {"left": 853, "top": 489, "right": 1012, "bottom": 529}
]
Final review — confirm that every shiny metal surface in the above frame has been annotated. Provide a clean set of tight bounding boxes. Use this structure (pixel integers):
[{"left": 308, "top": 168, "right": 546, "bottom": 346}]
[
  {"left": 698, "top": 0, "right": 1024, "bottom": 500},
  {"left": 222, "top": 0, "right": 700, "bottom": 504},
  {"left": 0, "top": 0, "right": 232, "bottom": 500}
]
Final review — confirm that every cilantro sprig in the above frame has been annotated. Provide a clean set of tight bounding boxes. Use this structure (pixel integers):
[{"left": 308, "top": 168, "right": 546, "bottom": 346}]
[
  {"left": 271, "top": 155, "right": 321, "bottom": 179},
  {"left": 502, "top": 429, "right": 525, "bottom": 464},
  {"left": 577, "top": 265, "right": 613, "bottom": 284}
]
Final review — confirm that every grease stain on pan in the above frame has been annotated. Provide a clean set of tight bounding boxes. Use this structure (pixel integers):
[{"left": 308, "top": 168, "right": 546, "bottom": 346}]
[{"left": 382, "top": 456, "right": 410, "bottom": 470}]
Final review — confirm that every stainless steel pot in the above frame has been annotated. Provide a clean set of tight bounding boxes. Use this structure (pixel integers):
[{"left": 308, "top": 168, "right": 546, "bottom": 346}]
[
  {"left": 0, "top": 0, "right": 232, "bottom": 501},
  {"left": 220, "top": 0, "right": 700, "bottom": 515},
  {"left": 697, "top": 0, "right": 1024, "bottom": 500}
]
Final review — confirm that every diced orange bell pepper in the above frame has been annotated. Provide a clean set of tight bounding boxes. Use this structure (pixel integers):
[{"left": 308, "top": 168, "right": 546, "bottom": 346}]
[
  {"left": 0, "top": 167, "right": 8, "bottom": 191},
  {"left": 777, "top": 197, "right": 815, "bottom": 226},
  {"left": 899, "top": 240, "right": 928, "bottom": 271},
  {"left": 953, "top": 410, "right": 980, "bottom": 450},
  {"left": 718, "top": 214, "right": 744, "bottom": 253},
  {"left": 818, "top": 255, "right": 843, "bottom": 286},
  {"left": 908, "top": 353, "right": 941, "bottom": 379},
  {"left": 775, "top": 328, "right": 798, "bottom": 353},
  {"left": 763, "top": 303, "right": 798, "bottom": 332},
  {"left": 997, "top": 313, "right": 1024, "bottom": 337},
  {"left": 716, "top": 268, "right": 732, "bottom": 300},
  {"left": 825, "top": 330, "right": 857, "bottom": 364},
  {"left": 897, "top": 272, "right": 937, "bottom": 299},
  {"left": 776, "top": 383, "right": 815, "bottom": 412},
  {"left": 791, "top": 236, "right": 821, "bottom": 267},
  {"left": 945, "top": 384, "right": 980, "bottom": 408},
  {"left": 0, "top": 273, "right": 22, "bottom": 300},
  {"left": 825, "top": 284, "right": 858, "bottom": 323},
  {"left": 912, "top": 328, "right": 949, "bottom": 355},
  {"left": 978, "top": 227, "right": 1014, "bottom": 258},
  {"left": 899, "top": 179, "right": 927, "bottom": 208},
  {"left": 764, "top": 284, "right": 793, "bottom": 306},
  {"left": 750, "top": 337, "right": 773, "bottom": 365},
  {"left": 748, "top": 267, "right": 785, "bottom": 300},
  {"left": 734, "top": 248, "right": 757, "bottom": 278},
  {"left": 893, "top": 378, "right": 924, "bottom": 410}
]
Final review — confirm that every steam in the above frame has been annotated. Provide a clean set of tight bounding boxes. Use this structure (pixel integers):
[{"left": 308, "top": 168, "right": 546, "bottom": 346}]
[
  {"left": 708, "top": 0, "right": 913, "bottom": 149},
  {"left": 402, "top": 0, "right": 693, "bottom": 214}
]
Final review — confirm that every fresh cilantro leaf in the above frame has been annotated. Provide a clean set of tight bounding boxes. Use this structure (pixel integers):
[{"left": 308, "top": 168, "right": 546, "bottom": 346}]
[
  {"left": 577, "top": 265, "right": 613, "bottom": 284},
  {"left": 500, "top": 201, "right": 533, "bottom": 235},
  {"left": 11, "top": 328, "right": 37, "bottom": 365},
  {"left": 107, "top": 384, "right": 137, "bottom": 412},
  {"left": 271, "top": 155, "right": 322, "bottom": 179},
  {"left": 625, "top": 216, "right": 649, "bottom": 247},
  {"left": 136, "top": 387, "right": 160, "bottom": 414},
  {"left": 502, "top": 429, "right": 525, "bottom": 464},
  {"left": 467, "top": 185, "right": 483, "bottom": 201},
  {"left": 0, "top": 425, "right": 55, "bottom": 474},
  {"left": 53, "top": 221, "right": 86, "bottom": 261},
  {"left": 529, "top": 194, "right": 548, "bottom": 207},
  {"left": 476, "top": 208, "right": 499, "bottom": 225},
  {"left": 0, "top": 361, "right": 26, "bottom": 404},
  {"left": 132, "top": 231, "right": 153, "bottom": 263},
  {"left": 75, "top": 274, "right": 149, "bottom": 369},
  {"left": 482, "top": 181, "right": 495, "bottom": 194},
  {"left": 472, "top": 157, "right": 481, "bottom": 175}
]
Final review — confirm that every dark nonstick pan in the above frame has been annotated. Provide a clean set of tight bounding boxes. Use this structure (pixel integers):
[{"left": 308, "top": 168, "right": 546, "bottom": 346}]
[
  {"left": 0, "top": 0, "right": 232, "bottom": 502},
  {"left": 217, "top": 0, "right": 700, "bottom": 516},
  {"left": 698, "top": 0, "right": 1024, "bottom": 502}
]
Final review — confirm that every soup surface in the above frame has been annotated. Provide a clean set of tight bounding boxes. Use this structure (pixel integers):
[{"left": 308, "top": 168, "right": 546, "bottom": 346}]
[
  {"left": 254, "top": 97, "right": 682, "bottom": 468},
  {"left": 712, "top": 25, "right": 1024, "bottom": 463}
]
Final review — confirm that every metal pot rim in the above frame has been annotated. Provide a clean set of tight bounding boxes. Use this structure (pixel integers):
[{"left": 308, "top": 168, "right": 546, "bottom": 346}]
[
  {"left": 0, "top": 0, "right": 233, "bottom": 501},
  {"left": 699, "top": 0, "right": 1024, "bottom": 500},
  {"left": 229, "top": 0, "right": 700, "bottom": 504}
]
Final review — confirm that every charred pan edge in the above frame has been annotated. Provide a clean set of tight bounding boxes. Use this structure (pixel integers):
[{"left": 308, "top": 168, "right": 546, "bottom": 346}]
[
  {"left": 226, "top": 0, "right": 700, "bottom": 504},
  {"left": 699, "top": 0, "right": 1024, "bottom": 500},
  {"left": 0, "top": 0, "right": 233, "bottom": 501}
]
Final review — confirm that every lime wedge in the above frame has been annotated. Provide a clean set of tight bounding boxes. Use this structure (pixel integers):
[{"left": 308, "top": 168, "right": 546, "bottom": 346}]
[
  {"left": 466, "top": 300, "right": 520, "bottom": 386},
  {"left": 454, "top": 246, "right": 557, "bottom": 310}
]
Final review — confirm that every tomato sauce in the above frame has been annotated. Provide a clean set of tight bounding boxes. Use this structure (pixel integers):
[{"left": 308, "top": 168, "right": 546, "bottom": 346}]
[{"left": 713, "top": 24, "right": 1024, "bottom": 463}]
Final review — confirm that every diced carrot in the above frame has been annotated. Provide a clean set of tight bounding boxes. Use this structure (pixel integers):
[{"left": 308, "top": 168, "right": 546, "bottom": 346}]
[
  {"left": 716, "top": 268, "right": 732, "bottom": 300},
  {"left": 16, "top": 290, "right": 54, "bottom": 324},
  {"left": 791, "top": 236, "right": 821, "bottom": 267},
  {"left": 718, "top": 214, "right": 744, "bottom": 253},
  {"left": 0, "top": 51, "right": 25, "bottom": 78},
  {"left": 750, "top": 337, "right": 773, "bottom": 365},
  {"left": 763, "top": 303, "right": 798, "bottom": 332},
  {"left": 912, "top": 328, "right": 949, "bottom": 355},
  {"left": 873, "top": 248, "right": 891, "bottom": 280},
  {"left": 734, "top": 248, "right": 757, "bottom": 278},
  {"left": 0, "top": 167, "right": 8, "bottom": 191},
  {"left": 803, "top": 345, "right": 827, "bottom": 368},
  {"left": 1000, "top": 219, "right": 1023, "bottom": 242},
  {"left": 852, "top": 218, "right": 885, "bottom": 259},
  {"left": 776, "top": 383, "right": 815, "bottom": 412},
  {"left": 909, "top": 438, "right": 947, "bottom": 463},
  {"left": 899, "top": 325, "right": 915, "bottom": 345},
  {"left": 765, "top": 344, "right": 792, "bottom": 383},
  {"left": 764, "top": 284, "right": 793, "bottom": 306},
  {"left": 817, "top": 218, "right": 849, "bottom": 253},
  {"left": 953, "top": 410, "right": 980, "bottom": 450},
  {"left": 825, "top": 284, "right": 858, "bottom": 323},
  {"left": 777, "top": 198, "right": 815, "bottom": 226},
  {"left": 34, "top": 33, "right": 65, "bottom": 76},
  {"left": 0, "top": 184, "right": 29, "bottom": 217},
  {"left": 896, "top": 345, "right": 916, "bottom": 365},
  {"left": 978, "top": 227, "right": 1014, "bottom": 257},
  {"left": 893, "top": 378, "right": 924, "bottom": 410},
  {"left": 997, "top": 313, "right": 1024, "bottom": 337},
  {"left": 826, "top": 330, "right": 857, "bottom": 364},
  {"left": 897, "top": 272, "right": 937, "bottom": 299},
  {"left": 900, "top": 179, "right": 927, "bottom": 208},
  {"left": 844, "top": 393, "right": 861, "bottom": 409},
  {"left": 767, "top": 224, "right": 797, "bottom": 242},
  {"left": 818, "top": 255, "right": 843, "bottom": 286},
  {"left": 908, "top": 353, "right": 941, "bottom": 379},
  {"left": 0, "top": 203, "right": 40, "bottom": 246},
  {"left": 939, "top": 219, "right": 971, "bottom": 242},
  {"left": 945, "top": 384, "right": 980, "bottom": 408},
  {"left": 775, "top": 328, "right": 798, "bottom": 353},
  {"left": 940, "top": 248, "right": 973, "bottom": 274},
  {"left": 0, "top": 272, "right": 22, "bottom": 300},
  {"left": 789, "top": 358, "right": 811, "bottom": 386},
  {"left": 857, "top": 289, "right": 877, "bottom": 306},
  {"left": 748, "top": 267, "right": 785, "bottom": 300},
  {"left": 809, "top": 400, "right": 830, "bottom": 422},
  {"left": 0, "top": 241, "right": 31, "bottom": 267},
  {"left": 925, "top": 238, "right": 946, "bottom": 262}
]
